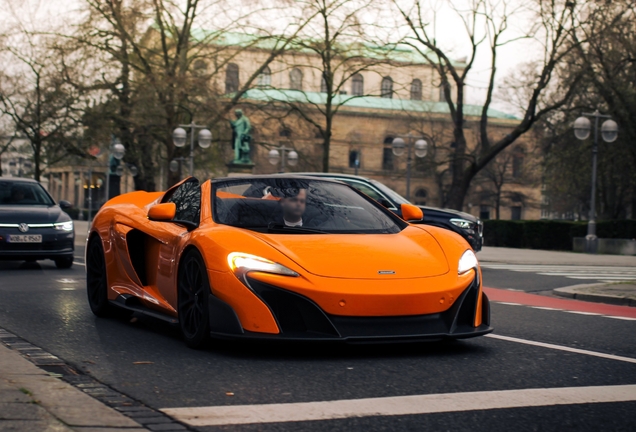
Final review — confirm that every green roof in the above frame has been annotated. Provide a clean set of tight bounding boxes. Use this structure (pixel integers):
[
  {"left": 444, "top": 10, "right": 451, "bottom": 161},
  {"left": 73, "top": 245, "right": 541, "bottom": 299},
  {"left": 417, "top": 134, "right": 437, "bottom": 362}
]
[
  {"left": 189, "top": 30, "right": 464, "bottom": 67},
  {"left": 236, "top": 88, "right": 519, "bottom": 120}
]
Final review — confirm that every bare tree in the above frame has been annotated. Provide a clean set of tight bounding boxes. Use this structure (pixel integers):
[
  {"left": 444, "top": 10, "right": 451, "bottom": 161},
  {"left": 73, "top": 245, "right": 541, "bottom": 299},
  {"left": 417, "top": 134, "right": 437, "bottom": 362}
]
[
  {"left": 535, "top": 1, "right": 636, "bottom": 220},
  {"left": 393, "top": 0, "right": 583, "bottom": 210},
  {"left": 61, "top": 0, "right": 305, "bottom": 188},
  {"left": 0, "top": 30, "right": 86, "bottom": 181},
  {"left": 475, "top": 142, "right": 539, "bottom": 219},
  {"left": 254, "top": 0, "right": 393, "bottom": 172}
]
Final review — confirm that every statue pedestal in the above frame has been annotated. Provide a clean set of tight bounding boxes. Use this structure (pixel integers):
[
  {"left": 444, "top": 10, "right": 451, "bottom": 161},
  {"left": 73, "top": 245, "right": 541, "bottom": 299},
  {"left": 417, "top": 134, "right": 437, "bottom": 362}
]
[{"left": 226, "top": 161, "right": 255, "bottom": 176}]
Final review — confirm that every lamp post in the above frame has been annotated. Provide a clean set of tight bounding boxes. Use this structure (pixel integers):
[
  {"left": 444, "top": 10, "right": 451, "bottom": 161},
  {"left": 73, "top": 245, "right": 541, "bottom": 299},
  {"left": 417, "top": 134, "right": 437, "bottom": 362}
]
[
  {"left": 573, "top": 110, "right": 618, "bottom": 253},
  {"left": 115, "top": 163, "right": 138, "bottom": 194},
  {"left": 391, "top": 135, "right": 428, "bottom": 201},
  {"left": 105, "top": 138, "right": 126, "bottom": 201},
  {"left": 172, "top": 122, "right": 212, "bottom": 177},
  {"left": 267, "top": 145, "right": 299, "bottom": 173},
  {"left": 87, "top": 139, "right": 137, "bottom": 223},
  {"left": 169, "top": 157, "right": 188, "bottom": 178}
]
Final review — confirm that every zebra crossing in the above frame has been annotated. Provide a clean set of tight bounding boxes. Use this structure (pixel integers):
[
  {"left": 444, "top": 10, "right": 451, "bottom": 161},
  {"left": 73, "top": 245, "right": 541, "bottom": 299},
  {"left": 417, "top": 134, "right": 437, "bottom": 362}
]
[{"left": 480, "top": 263, "right": 636, "bottom": 283}]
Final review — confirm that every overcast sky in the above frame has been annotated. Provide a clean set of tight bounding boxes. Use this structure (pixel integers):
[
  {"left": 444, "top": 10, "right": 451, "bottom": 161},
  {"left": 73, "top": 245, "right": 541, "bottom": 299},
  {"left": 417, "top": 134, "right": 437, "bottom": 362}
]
[{"left": 3, "top": 0, "right": 541, "bottom": 113}]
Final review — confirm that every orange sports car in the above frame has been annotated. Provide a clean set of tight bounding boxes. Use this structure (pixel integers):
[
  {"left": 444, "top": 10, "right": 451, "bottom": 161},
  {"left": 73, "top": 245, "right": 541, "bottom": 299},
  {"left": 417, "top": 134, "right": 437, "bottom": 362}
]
[{"left": 86, "top": 175, "right": 491, "bottom": 348}]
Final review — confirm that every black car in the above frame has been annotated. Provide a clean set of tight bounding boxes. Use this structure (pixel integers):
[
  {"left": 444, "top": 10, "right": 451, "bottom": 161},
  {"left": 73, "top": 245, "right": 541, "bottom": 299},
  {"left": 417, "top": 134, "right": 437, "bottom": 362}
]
[
  {"left": 298, "top": 173, "right": 483, "bottom": 251},
  {"left": 0, "top": 178, "right": 75, "bottom": 268}
]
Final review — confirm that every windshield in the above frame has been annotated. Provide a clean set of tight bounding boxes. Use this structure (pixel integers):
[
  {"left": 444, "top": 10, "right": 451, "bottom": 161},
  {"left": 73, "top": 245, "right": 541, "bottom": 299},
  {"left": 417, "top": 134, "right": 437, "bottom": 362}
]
[
  {"left": 213, "top": 178, "right": 404, "bottom": 234},
  {"left": 369, "top": 179, "right": 410, "bottom": 205},
  {"left": 0, "top": 181, "right": 55, "bottom": 206}
]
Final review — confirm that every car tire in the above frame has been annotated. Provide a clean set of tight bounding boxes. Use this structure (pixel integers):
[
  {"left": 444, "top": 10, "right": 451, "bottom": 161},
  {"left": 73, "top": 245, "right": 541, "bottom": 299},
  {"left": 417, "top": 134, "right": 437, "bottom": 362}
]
[
  {"left": 177, "top": 249, "right": 211, "bottom": 349},
  {"left": 55, "top": 256, "right": 74, "bottom": 269},
  {"left": 86, "top": 237, "right": 113, "bottom": 317}
]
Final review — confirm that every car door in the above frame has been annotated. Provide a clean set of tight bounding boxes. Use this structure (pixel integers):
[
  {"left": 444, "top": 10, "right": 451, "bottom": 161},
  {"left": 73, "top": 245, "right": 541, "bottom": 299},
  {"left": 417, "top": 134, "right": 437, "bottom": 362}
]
[
  {"left": 152, "top": 178, "right": 202, "bottom": 310},
  {"left": 113, "top": 178, "right": 201, "bottom": 314}
]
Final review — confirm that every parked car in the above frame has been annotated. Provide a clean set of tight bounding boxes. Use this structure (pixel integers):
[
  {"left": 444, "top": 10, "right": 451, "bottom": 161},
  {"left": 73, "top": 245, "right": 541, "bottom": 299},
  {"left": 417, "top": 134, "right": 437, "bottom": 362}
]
[
  {"left": 0, "top": 178, "right": 75, "bottom": 268},
  {"left": 298, "top": 173, "right": 483, "bottom": 251}
]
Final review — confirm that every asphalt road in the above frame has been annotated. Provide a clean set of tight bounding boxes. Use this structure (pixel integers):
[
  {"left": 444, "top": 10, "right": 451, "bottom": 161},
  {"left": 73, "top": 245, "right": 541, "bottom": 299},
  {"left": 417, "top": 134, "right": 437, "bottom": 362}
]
[{"left": 0, "top": 250, "right": 635, "bottom": 431}]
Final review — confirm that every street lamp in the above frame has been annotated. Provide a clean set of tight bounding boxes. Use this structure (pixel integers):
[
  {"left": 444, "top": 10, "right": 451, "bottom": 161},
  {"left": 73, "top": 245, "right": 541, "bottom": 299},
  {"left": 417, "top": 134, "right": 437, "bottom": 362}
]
[
  {"left": 392, "top": 135, "right": 428, "bottom": 201},
  {"left": 169, "top": 157, "right": 188, "bottom": 178},
  {"left": 104, "top": 138, "right": 126, "bottom": 203},
  {"left": 172, "top": 122, "right": 212, "bottom": 177},
  {"left": 268, "top": 145, "right": 298, "bottom": 173},
  {"left": 573, "top": 110, "right": 618, "bottom": 253}
]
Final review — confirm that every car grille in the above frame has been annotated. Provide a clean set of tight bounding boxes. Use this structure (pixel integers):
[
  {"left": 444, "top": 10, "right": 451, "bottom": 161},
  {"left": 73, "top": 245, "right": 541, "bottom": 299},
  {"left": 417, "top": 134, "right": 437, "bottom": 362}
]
[{"left": 0, "top": 239, "right": 73, "bottom": 251}]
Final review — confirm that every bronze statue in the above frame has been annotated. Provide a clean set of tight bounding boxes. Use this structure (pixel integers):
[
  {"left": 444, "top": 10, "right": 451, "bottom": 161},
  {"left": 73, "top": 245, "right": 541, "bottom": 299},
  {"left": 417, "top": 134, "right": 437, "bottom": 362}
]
[{"left": 230, "top": 109, "right": 252, "bottom": 164}]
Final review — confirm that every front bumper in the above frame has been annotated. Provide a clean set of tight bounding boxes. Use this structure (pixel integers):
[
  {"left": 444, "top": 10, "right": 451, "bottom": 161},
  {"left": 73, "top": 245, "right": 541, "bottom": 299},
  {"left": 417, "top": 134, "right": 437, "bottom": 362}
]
[
  {"left": 0, "top": 228, "right": 74, "bottom": 260},
  {"left": 208, "top": 273, "right": 492, "bottom": 342}
]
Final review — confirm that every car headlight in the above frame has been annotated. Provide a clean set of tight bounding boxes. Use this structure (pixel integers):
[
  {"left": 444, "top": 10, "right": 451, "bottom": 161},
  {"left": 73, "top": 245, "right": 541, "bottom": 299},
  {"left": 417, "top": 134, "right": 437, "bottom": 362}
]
[
  {"left": 227, "top": 252, "right": 298, "bottom": 277},
  {"left": 458, "top": 249, "right": 478, "bottom": 275},
  {"left": 54, "top": 221, "right": 74, "bottom": 231},
  {"left": 450, "top": 218, "right": 474, "bottom": 230}
]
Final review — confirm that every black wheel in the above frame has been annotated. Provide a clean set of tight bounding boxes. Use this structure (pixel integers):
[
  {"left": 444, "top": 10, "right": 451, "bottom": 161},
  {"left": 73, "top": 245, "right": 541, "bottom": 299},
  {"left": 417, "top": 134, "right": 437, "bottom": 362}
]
[
  {"left": 55, "top": 256, "right": 74, "bottom": 269},
  {"left": 178, "top": 250, "right": 211, "bottom": 349},
  {"left": 86, "top": 237, "right": 113, "bottom": 317}
]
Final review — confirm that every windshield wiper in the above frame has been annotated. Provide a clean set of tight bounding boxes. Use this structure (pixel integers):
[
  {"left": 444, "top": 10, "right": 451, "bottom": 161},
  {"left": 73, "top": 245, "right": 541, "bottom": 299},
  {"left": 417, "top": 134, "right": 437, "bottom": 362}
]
[{"left": 267, "top": 223, "right": 327, "bottom": 234}]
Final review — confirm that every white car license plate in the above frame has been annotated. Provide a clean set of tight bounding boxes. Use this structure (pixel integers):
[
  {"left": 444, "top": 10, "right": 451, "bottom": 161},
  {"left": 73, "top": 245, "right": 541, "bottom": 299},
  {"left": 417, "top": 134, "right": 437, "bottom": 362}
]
[{"left": 8, "top": 234, "right": 42, "bottom": 243}]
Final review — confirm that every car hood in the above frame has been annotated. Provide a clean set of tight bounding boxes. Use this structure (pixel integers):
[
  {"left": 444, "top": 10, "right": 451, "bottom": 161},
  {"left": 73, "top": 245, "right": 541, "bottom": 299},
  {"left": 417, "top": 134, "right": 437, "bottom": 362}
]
[
  {"left": 418, "top": 206, "right": 478, "bottom": 222},
  {"left": 257, "top": 226, "right": 449, "bottom": 279},
  {"left": 0, "top": 205, "right": 68, "bottom": 224}
]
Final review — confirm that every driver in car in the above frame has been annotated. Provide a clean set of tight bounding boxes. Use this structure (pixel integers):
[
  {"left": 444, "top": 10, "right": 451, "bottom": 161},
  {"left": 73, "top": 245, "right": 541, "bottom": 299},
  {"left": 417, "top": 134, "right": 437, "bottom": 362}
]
[{"left": 279, "top": 189, "right": 307, "bottom": 227}]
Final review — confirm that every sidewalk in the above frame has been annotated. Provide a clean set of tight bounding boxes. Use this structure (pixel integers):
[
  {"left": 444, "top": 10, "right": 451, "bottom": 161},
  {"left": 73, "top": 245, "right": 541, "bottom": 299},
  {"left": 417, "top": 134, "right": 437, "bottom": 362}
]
[
  {"left": 479, "top": 246, "right": 636, "bottom": 267},
  {"left": 0, "top": 337, "right": 147, "bottom": 431},
  {"left": 554, "top": 283, "right": 636, "bottom": 307}
]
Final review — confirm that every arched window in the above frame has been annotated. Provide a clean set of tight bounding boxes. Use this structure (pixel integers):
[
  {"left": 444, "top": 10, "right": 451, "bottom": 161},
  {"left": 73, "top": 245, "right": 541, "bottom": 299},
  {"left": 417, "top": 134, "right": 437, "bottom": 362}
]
[
  {"left": 225, "top": 63, "right": 239, "bottom": 93},
  {"left": 351, "top": 74, "right": 364, "bottom": 96},
  {"left": 381, "top": 77, "right": 393, "bottom": 99},
  {"left": 413, "top": 188, "right": 427, "bottom": 205},
  {"left": 290, "top": 68, "right": 303, "bottom": 91},
  {"left": 193, "top": 59, "right": 207, "bottom": 74},
  {"left": 349, "top": 150, "right": 360, "bottom": 168},
  {"left": 382, "top": 136, "right": 394, "bottom": 170},
  {"left": 257, "top": 66, "right": 271, "bottom": 87},
  {"left": 410, "top": 79, "right": 422, "bottom": 101}
]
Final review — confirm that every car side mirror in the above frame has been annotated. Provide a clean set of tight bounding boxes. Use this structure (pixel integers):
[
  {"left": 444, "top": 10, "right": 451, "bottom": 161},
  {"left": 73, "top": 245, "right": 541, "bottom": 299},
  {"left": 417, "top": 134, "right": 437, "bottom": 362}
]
[
  {"left": 148, "top": 203, "right": 176, "bottom": 221},
  {"left": 59, "top": 200, "right": 72, "bottom": 210},
  {"left": 400, "top": 204, "right": 423, "bottom": 222}
]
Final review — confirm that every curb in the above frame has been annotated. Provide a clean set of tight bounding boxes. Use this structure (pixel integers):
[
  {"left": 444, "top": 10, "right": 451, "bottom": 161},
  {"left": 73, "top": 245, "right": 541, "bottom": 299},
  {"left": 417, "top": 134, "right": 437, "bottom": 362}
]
[
  {"left": 0, "top": 327, "right": 192, "bottom": 432},
  {"left": 553, "top": 284, "right": 636, "bottom": 307}
]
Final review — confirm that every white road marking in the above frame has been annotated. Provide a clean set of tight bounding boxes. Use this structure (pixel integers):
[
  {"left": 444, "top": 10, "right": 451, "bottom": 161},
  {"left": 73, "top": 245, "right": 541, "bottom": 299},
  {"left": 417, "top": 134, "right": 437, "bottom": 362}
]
[
  {"left": 73, "top": 262, "right": 85, "bottom": 267},
  {"left": 564, "top": 276, "right": 636, "bottom": 281},
  {"left": 485, "top": 334, "right": 636, "bottom": 364},
  {"left": 493, "top": 301, "right": 636, "bottom": 322},
  {"left": 563, "top": 311, "right": 602, "bottom": 316},
  {"left": 481, "top": 264, "right": 636, "bottom": 282},
  {"left": 161, "top": 384, "right": 636, "bottom": 427},
  {"left": 605, "top": 316, "right": 636, "bottom": 321}
]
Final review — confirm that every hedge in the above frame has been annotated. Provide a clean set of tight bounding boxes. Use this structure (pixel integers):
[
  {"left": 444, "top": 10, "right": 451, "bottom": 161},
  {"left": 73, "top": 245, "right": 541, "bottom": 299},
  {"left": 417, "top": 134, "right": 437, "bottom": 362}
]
[{"left": 483, "top": 219, "right": 636, "bottom": 251}]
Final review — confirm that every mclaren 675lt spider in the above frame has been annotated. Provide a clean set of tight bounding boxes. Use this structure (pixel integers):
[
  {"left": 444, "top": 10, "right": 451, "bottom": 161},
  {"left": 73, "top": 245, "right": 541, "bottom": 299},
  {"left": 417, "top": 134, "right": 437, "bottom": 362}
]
[{"left": 86, "top": 175, "right": 492, "bottom": 348}]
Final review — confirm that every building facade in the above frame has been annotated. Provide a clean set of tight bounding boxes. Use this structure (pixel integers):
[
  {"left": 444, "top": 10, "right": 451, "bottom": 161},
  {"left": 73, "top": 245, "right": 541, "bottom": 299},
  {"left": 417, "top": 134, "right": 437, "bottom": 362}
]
[{"left": 207, "top": 36, "right": 542, "bottom": 220}]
